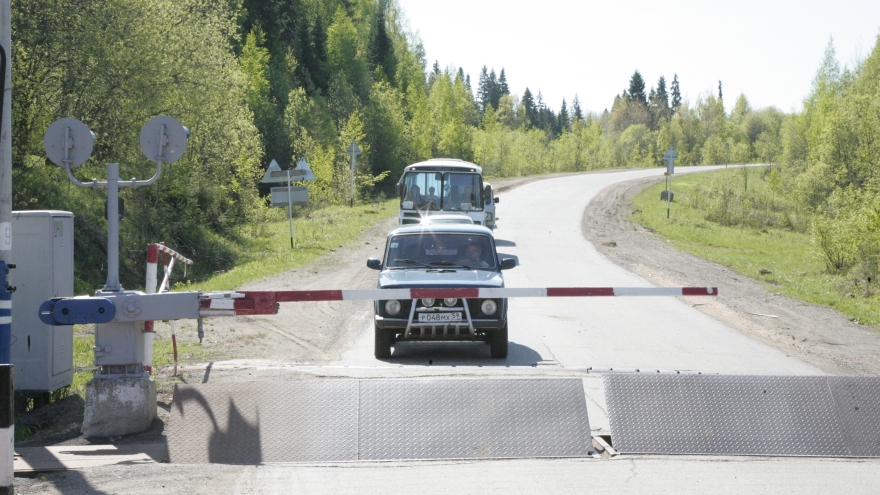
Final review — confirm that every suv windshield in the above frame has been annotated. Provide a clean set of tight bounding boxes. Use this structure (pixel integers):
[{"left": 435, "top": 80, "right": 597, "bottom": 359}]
[
  {"left": 401, "top": 172, "right": 483, "bottom": 211},
  {"left": 385, "top": 233, "right": 496, "bottom": 269}
]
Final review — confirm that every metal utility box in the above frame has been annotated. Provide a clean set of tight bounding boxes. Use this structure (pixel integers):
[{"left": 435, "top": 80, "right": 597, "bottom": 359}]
[{"left": 10, "top": 211, "right": 75, "bottom": 393}]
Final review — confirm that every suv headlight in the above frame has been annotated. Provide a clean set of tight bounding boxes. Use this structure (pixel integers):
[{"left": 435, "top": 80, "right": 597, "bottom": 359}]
[
  {"left": 444, "top": 298, "right": 457, "bottom": 307},
  {"left": 480, "top": 299, "right": 498, "bottom": 315},
  {"left": 384, "top": 300, "right": 401, "bottom": 315},
  {"left": 421, "top": 298, "right": 435, "bottom": 307}
]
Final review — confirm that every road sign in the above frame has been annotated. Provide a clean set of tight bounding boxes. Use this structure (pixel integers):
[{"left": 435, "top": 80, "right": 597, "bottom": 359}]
[
  {"left": 262, "top": 158, "right": 315, "bottom": 183},
  {"left": 293, "top": 157, "right": 316, "bottom": 181},
  {"left": 270, "top": 186, "right": 308, "bottom": 207},
  {"left": 663, "top": 146, "right": 678, "bottom": 175},
  {"left": 261, "top": 159, "right": 283, "bottom": 183},
  {"left": 346, "top": 141, "right": 361, "bottom": 173},
  {"left": 662, "top": 146, "right": 678, "bottom": 218}
]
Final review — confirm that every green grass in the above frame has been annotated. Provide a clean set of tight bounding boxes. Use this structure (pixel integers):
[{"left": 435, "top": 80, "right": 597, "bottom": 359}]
[
  {"left": 178, "top": 200, "right": 397, "bottom": 292},
  {"left": 632, "top": 171, "right": 880, "bottom": 329}
]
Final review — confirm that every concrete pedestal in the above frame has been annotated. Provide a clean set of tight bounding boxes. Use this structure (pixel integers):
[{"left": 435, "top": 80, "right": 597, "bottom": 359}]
[{"left": 82, "top": 373, "right": 156, "bottom": 438}]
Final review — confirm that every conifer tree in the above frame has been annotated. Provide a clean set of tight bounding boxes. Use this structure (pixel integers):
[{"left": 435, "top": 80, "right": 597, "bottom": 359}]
[
  {"left": 499, "top": 68, "right": 510, "bottom": 95},
  {"left": 367, "top": 0, "right": 395, "bottom": 83},
  {"left": 558, "top": 98, "right": 569, "bottom": 132},
  {"left": 655, "top": 75, "right": 669, "bottom": 115},
  {"left": 718, "top": 80, "right": 723, "bottom": 101},
  {"left": 521, "top": 87, "right": 536, "bottom": 127},
  {"left": 572, "top": 94, "right": 583, "bottom": 122},
  {"left": 628, "top": 70, "right": 647, "bottom": 105},
  {"left": 671, "top": 74, "right": 682, "bottom": 110},
  {"left": 488, "top": 69, "right": 501, "bottom": 110},
  {"left": 477, "top": 66, "right": 491, "bottom": 112}
]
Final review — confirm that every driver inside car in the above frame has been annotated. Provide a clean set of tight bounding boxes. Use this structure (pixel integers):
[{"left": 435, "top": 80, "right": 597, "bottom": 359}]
[{"left": 459, "top": 242, "right": 489, "bottom": 267}]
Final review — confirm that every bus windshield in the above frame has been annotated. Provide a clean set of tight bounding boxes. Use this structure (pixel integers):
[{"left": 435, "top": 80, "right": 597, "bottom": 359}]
[{"left": 401, "top": 172, "right": 483, "bottom": 211}]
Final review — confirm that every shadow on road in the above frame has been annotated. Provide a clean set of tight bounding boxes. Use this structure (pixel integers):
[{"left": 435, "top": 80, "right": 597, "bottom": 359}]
[{"left": 380, "top": 341, "right": 543, "bottom": 366}]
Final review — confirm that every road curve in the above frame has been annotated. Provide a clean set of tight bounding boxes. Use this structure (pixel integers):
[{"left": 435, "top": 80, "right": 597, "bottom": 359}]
[{"left": 336, "top": 166, "right": 821, "bottom": 375}]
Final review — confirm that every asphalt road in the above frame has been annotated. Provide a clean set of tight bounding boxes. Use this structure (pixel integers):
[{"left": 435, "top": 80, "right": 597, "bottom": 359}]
[
  {"left": 23, "top": 167, "right": 880, "bottom": 494},
  {"left": 337, "top": 166, "right": 820, "bottom": 375}
]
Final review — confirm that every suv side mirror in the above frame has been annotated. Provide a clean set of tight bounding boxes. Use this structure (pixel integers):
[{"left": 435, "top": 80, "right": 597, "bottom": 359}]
[
  {"left": 395, "top": 183, "right": 402, "bottom": 198},
  {"left": 500, "top": 258, "right": 516, "bottom": 270},
  {"left": 493, "top": 197, "right": 499, "bottom": 204},
  {"left": 367, "top": 258, "right": 382, "bottom": 270}
]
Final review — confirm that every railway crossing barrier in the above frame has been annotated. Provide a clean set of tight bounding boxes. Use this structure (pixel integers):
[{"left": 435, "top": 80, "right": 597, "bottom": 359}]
[
  {"left": 39, "top": 111, "right": 723, "bottom": 441},
  {"left": 39, "top": 282, "right": 716, "bottom": 438}
]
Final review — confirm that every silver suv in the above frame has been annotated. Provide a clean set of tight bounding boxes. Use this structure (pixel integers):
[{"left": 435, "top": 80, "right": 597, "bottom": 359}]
[{"left": 367, "top": 224, "right": 516, "bottom": 358}]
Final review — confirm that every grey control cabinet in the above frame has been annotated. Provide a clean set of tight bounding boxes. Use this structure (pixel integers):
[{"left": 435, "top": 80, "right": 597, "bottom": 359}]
[{"left": 10, "top": 211, "right": 75, "bottom": 393}]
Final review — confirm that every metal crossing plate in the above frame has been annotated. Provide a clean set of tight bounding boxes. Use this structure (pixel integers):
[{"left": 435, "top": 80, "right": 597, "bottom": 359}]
[
  {"left": 166, "top": 380, "right": 359, "bottom": 464},
  {"left": 604, "top": 374, "right": 880, "bottom": 457},
  {"left": 167, "top": 378, "right": 593, "bottom": 464},
  {"left": 359, "top": 378, "right": 593, "bottom": 460},
  {"left": 827, "top": 377, "right": 880, "bottom": 457}
]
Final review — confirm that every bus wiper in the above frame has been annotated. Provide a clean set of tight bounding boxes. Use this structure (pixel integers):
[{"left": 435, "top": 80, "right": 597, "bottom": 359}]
[{"left": 393, "top": 258, "right": 433, "bottom": 269}]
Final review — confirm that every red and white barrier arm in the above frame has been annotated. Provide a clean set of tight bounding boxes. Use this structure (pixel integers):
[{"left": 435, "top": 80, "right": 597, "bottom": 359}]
[
  {"left": 155, "top": 243, "right": 194, "bottom": 266},
  {"left": 199, "top": 287, "right": 717, "bottom": 317}
]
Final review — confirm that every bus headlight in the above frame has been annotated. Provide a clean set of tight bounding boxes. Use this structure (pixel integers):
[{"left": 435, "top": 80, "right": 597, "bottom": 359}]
[
  {"left": 421, "top": 298, "right": 435, "bottom": 307},
  {"left": 444, "top": 298, "right": 458, "bottom": 307}
]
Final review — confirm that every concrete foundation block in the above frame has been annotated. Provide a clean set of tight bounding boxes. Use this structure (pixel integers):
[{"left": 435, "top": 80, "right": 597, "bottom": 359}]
[{"left": 82, "top": 374, "right": 156, "bottom": 438}]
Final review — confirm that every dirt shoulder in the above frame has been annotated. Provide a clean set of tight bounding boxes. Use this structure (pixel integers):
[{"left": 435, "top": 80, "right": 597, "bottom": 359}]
[{"left": 583, "top": 175, "right": 880, "bottom": 376}]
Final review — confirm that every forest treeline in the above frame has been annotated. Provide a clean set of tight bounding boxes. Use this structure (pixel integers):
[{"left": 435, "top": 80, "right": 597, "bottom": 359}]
[{"left": 9, "top": 0, "right": 880, "bottom": 291}]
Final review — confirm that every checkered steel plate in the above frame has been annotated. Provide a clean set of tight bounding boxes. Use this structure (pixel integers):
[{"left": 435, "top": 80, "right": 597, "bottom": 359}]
[
  {"left": 359, "top": 378, "right": 593, "bottom": 460},
  {"left": 604, "top": 374, "right": 859, "bottom": 456},
  {"left": 827, "top": 377, "right": 880, "bottom": 457},
  {"left": 167, "top": 380, "right": 359, "bottom": 464}
]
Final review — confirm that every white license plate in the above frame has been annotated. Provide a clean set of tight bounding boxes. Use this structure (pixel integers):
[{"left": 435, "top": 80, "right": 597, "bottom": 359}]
[{"left": 418, "top": 313, "right": 462, "bottom": 323}]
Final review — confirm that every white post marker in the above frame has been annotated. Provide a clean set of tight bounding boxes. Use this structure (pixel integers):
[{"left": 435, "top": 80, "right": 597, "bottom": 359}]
[
  {"left": 346, "top": 141, "right": 361, "bottom": 207},
  {"left": 1, "top": 365, "right": 12, "bottom": 495},
  {"left": 286, "top": 167, "right": 294, "bottom": 248},
  {"left": 663, "top": 146, "right": 678, "bottom": 219}
]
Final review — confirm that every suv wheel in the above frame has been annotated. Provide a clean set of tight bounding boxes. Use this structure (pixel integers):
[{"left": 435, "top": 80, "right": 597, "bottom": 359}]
[
  {"left": 489, "top": 324, "right": 508, "bottom": 358},
  {"left": 374, "top": 324, "right": 394, "bottom": 359}
]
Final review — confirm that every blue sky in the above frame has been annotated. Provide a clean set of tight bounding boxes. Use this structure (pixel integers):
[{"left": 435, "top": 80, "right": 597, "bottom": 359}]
[{"left": 395, "top": 0, "right": 880, "bottom": 114}]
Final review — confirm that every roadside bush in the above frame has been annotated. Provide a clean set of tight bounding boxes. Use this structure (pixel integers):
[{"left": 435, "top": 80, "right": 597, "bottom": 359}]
[{"left": 811, "top": 215, "right": 855, "bottom": 273}]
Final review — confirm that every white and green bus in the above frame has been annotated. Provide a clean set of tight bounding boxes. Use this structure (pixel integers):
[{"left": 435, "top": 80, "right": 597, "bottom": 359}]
[{"left": 395, "top": 159, "right": 498, "bottom": 227}]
